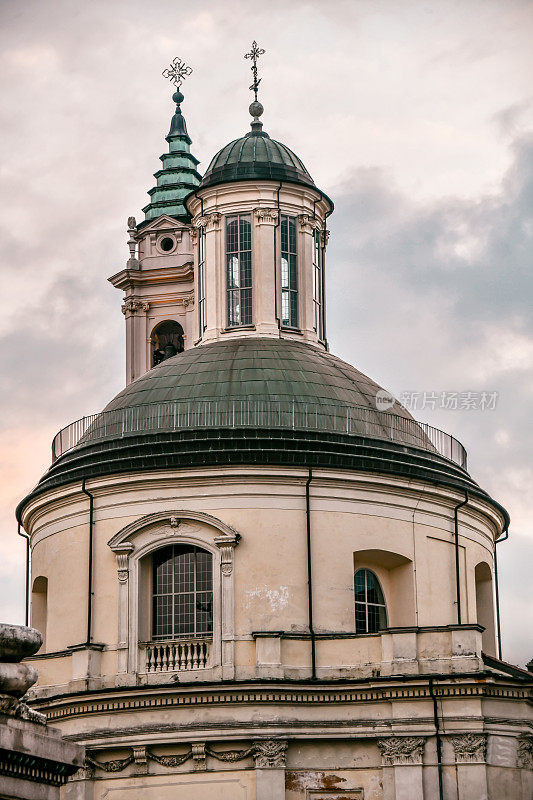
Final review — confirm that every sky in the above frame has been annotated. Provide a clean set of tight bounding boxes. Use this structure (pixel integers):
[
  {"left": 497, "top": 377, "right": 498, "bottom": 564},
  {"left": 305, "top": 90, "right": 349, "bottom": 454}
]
[{"left": 0, "top": 0, "right": 532, "bottom": 667}]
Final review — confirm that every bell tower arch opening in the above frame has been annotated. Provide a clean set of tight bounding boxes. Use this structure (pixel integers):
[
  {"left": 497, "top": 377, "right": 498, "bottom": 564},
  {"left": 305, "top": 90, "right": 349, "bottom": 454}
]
[{"left": 151, "top": 320, "right": 184, "bottom": 366}]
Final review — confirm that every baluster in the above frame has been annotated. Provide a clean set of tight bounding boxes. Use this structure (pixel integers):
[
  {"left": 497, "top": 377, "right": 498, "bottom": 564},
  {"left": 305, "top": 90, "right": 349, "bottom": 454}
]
[
  {"left": 177, "top": 642, "right": 183, "bottom": 670},
  {"left": 185, "top": 642, "right": 192, "bottom": 669},
  {"left": 192, "top": 642, "right": 199, "bottom": 669},
  {"left": 170, "top": 642, "right": 176, "bottom": 671},
  {"left": 155, "top": 645, "right": 162, "bottom": 672}
]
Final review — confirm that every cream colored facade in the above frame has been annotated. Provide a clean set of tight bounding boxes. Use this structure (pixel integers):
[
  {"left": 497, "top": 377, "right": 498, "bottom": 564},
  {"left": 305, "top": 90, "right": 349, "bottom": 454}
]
[
  {"left": 18, "top": 72, "right": 533, "bottom": 800},
  {"left": 187, "top": 182, "right": 330, "bottom": 348},
  {"left": 21, "top": 465, "right": 533, "bottom": 799}
]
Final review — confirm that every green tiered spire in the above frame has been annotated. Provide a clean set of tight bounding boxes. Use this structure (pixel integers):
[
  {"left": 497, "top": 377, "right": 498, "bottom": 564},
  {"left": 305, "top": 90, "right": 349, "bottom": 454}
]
[{"left": 143, "top": 60, "right": 201, "bottom": 222}]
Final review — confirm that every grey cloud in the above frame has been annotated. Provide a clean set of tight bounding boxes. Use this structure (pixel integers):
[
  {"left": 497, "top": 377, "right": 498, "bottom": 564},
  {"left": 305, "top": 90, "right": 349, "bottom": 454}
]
[{"left": 326, "top": 132, "right": 533, "bottom": 666}]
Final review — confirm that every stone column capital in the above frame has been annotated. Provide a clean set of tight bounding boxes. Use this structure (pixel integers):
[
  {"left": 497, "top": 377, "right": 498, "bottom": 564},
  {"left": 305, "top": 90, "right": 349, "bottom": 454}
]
[
  {"left": 377, "top": 736, "right": 426, "bottom": 766},
  {"left": 517, "top": 734, "right": 533, "bottom": 769},
  {"left": 121, "top": 298, "right": 149, "bottom": 317},
  {"left": 449, "top": 733, "right": 487, "bottom": 763},
  {"left": 254, "top": 207, "right": 279, "bottom": 225},
  {"left": 253, "top": 739, "right": 288, "bottom": 768}
]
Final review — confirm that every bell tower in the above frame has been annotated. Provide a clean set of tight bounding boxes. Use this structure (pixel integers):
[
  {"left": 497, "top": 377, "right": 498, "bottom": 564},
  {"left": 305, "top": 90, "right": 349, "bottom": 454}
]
[{"left": 109, "top": 58, "right": 201, "bottom": 384}]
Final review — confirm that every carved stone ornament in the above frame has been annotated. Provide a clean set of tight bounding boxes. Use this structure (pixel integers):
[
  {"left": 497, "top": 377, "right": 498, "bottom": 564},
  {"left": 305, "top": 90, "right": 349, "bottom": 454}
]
[
  {"left": 0, "top": 693, "right": 46, "bottom": 725},
  {"left": 121, "top": 298, "right": 149, "bottom": 316},
  {"left": 320, "top": 228, "right": 330, "bottom": 247},
  {"left": 189, "top": 225, "right": 198, "bottom": 245},
  {"left": 253, "top": 739, "right": 288, "bottom": 768},
  {"left": 193, "top": 212, "right": 221, "bottom": 231},
  {"left": 450, "top": 733, "right": 487, "bottom": 763},
  {"left": 86, "top": 753, "right": 134, "bottom": 773},
  {"left": 69, "top": 765, "right": 94, "bottom": 782},
  {"left": 517, "top": 735, "right": 533, "bottom": 770},
  {"left": 377, "top": 736, "right": 425, "bottom": 766},
  {"left": 297, "top": 213, "right": 318, "bottom": 232},
  {"left": 133, "top": 745, "right": 148, "bottom": 775},
  {"left": 205, "top": 744, "right": 255, "bottom": 763},
  {"left": 115, "top": 544, "right": 133, "bottom": 583},
  {"left": 254, "top": 207, "right": 279, "bottom": 225},
  {"left": 170, "top": 516, "right": 181, "bottom": 529},
  {"left": 192, "top": 742, "right": 207, "bottom": 771},
  {"left": 207, "top": 212, "right": 221, "bottom": 230},
  {"left": 126, "top": 217, "right": 139, "bottom": 267},
  {"left": 147, "top": 749, "right": 192, "bottom": 768}
]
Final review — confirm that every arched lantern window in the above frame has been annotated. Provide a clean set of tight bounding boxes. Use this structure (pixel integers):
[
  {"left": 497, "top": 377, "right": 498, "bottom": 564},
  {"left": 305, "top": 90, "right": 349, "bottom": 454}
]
[
  {"left": 354, "top": 568, "right": 387, "bottom": 633},
  {"left": 152, "top": 545, "right": 213, "bottom": 640}
]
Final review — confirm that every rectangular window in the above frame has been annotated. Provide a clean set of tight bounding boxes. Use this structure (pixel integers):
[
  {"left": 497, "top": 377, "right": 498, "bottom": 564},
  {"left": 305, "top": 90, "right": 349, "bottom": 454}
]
[
  {"left": 280, "top": 215, "right": 298, "bottom": 328},
  {"left": 313, "top": 229, "right": 324, "bottom": 339},
  {"left": 226, "top": 214, "right": 252, "bottom": 327},
  {"left": 198, "top": 227, "right": 206, "bottom": 335}
]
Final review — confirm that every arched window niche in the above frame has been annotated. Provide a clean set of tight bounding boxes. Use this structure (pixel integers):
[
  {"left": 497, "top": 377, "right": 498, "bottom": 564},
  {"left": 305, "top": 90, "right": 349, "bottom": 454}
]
[
  {"left": 108, "top": 511, "right": 241, "bottom": 683},
  {"left": 475, "top": 561, "right": 496, "bottom": 655},
  {"left": 31, "top": 576, "right": 48, "bottom": 652},
  {"left": 353, "top": 549, "right": 415, "bottom": 632},
  {"left": 150, "top": 319, "right": 184, "bottom": 366}
]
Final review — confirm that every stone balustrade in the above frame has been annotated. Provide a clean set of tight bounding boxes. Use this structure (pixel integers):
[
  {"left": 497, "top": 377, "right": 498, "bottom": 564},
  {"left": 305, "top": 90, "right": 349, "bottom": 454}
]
[{"left": 141, "top": 638, "right": 211, "bottom": 673}]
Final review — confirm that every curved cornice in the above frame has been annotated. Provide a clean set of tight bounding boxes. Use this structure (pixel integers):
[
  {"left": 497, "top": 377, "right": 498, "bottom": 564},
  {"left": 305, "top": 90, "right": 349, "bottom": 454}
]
[{"left": 108, "top": 509, "right": 241, "bottom": 551}]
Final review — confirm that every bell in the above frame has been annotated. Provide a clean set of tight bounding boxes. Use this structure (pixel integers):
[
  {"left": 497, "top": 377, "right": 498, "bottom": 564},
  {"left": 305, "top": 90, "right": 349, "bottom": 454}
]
[{"left": 163, "top": 343, "right": 177, "bottom": 360}]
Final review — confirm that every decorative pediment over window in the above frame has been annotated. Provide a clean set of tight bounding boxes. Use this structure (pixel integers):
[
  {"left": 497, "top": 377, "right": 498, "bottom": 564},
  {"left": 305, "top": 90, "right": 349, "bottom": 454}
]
[
  {"left": 108, "top": 511, "right": 241, "bottom": 680},
  {"left": 108, "top": 509, "right": 241, "bottom": 554}
]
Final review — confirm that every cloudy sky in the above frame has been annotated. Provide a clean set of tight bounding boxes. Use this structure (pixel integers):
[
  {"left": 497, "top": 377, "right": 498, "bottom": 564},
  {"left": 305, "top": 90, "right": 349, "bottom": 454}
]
[{"left": 1, "top": 0, "right": 532, "bottom": 667}]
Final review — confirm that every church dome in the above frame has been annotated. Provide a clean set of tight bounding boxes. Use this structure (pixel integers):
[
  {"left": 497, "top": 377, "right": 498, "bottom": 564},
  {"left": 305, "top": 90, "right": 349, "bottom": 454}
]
[
  {"left": 199, "top": 130, "right": 316, "bottom": 192},
  {"left": 103, "top": 338, "right": 407, "bottom": 413},
  {"left": 18, "top": 337, "right": 502, "bottom": 521}
]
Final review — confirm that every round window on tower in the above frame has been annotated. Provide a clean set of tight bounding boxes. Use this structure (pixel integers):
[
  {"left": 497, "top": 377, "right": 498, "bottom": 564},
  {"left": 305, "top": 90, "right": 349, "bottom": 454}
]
[{"left": 159, "top": 236, "right": 175, "bottom": 253}]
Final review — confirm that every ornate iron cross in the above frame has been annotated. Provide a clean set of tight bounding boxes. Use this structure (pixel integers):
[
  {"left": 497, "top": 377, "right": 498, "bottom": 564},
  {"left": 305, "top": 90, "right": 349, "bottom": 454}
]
[
  {"left": 245, "top": 41, "right": 265, "bottom": 101},
  {"left": 162, "top": 56, "right": 193, "bottom": 88}
]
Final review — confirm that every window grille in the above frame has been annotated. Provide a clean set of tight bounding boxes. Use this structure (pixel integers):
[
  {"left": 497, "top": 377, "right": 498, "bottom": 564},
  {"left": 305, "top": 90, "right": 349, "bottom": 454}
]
[
  {"left": 354, "top": 568, "right": 387, "bottom": 633},
  {"left": 152, "top": 545, "right": 213, "bottom": 639},
  {"left": 198, "top": 227, "right": 206, "bottom": 335},
  {"left": 313, "top": 228, "right": 324, "bottom": 339},
  {"left": 226, "top": 214, "right": 252, "bottom": 326},
  {"left": 280, "top": 215, "right": 298, "bottom": 328}
]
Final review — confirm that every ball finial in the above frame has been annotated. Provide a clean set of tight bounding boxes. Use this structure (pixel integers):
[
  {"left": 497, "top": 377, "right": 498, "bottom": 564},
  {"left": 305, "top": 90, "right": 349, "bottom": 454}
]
[
  {"left": 173, "top": 89, "right": 184, "bottom": 106},
  {"left": 249, "top": 101, "right": 264, "bottom": 119}
]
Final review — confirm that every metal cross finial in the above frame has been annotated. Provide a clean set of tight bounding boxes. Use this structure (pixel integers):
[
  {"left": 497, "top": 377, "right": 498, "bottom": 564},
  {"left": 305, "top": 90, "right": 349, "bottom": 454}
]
[
  {"left": 162, "top": 56, "right": 193, "bottom": 88},
  {"left": 244, "top": 41, "right": 265, "bottom": 101}
]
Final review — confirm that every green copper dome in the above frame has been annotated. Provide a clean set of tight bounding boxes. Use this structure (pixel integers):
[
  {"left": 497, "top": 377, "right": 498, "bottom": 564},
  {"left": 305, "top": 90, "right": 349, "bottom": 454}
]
[
  {"left": 199, "top": 129, "right": 316, "bottom": 192},
  {"left": 103, "top": 338, "right": 408, "bottom": 414},
  {"left": 142, "top": 90, "right": 202, "bottom": 222},
  {"left": 19, "top": 337, "right": 495, "bottom": 522}
]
